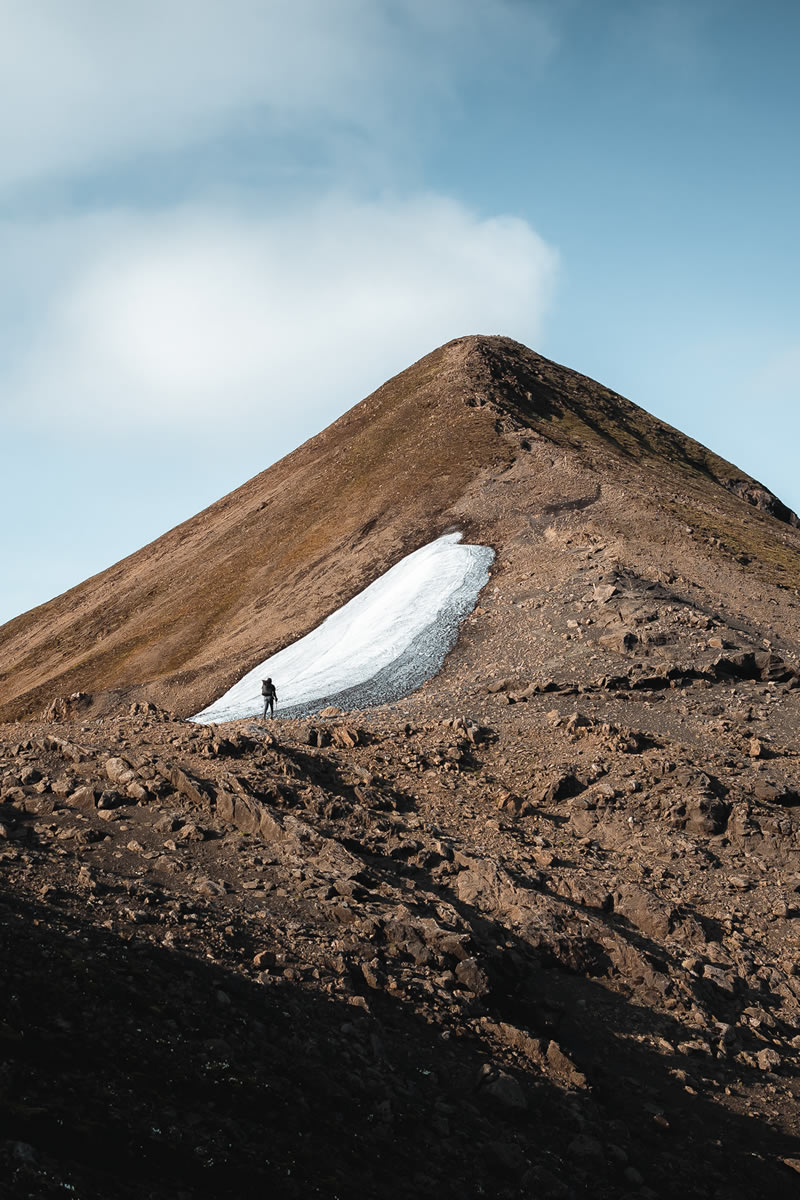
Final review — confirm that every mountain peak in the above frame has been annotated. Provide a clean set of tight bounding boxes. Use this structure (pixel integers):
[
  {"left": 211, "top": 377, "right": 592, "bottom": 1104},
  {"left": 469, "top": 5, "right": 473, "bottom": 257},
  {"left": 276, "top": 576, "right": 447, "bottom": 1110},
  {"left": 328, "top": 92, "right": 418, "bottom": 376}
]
[
  {"left": 6, "top": 337, "right": 800, "bottom": 1198},
  {"left": 1, "top": 336, "right": 798, "bottom": 722}
]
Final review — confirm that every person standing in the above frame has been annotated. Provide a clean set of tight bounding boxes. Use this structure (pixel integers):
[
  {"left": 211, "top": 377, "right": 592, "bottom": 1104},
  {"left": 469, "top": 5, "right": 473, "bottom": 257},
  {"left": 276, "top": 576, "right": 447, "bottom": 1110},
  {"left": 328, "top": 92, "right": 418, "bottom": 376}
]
[{"left": 261, "top": 677, "right": 277, "bottom": 720}]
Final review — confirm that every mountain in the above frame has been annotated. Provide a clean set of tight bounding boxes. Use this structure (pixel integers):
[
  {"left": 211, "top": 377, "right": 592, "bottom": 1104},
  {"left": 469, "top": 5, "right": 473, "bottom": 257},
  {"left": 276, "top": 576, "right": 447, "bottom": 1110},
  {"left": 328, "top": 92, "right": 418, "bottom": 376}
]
[
  {"left": 3, "top": 336, "right": 800, "bottom": 1199},
  {"left": 1, "top": 334, "right": 798, "bottom": 725}
]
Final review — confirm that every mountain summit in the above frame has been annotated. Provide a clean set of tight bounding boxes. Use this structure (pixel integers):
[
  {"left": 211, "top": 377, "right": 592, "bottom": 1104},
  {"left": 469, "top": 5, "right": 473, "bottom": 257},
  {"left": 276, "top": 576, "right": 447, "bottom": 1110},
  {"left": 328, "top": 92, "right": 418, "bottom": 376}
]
[
  {"left": 4, "top": 336, "right": 800, "bottom": 1198},
  {"left": 1, "top": 334, "right": 798, "bottom": 723}
]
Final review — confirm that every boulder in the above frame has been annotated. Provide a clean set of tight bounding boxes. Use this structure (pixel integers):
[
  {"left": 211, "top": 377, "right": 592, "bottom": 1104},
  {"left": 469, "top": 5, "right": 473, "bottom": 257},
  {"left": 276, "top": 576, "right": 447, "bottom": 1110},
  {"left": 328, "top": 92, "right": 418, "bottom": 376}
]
[
  {"left": 598, "top": 630, "right": 638, "bottom": 654},
  {"left": 105, "top": 756, "right": 136, "bottom": 786},
  {"left": 331, "top": 726, "right": 361, "bottom": 749},
  {"left": 533, "top": 768, "right": 587, "bottom": 806},
  {"left": 613, "top": 884, "right": 676, "bottom": 941},
  {"left": 757, "top": 1047, "right": 781, "bottom": 1072},
  {"left": 169, "top": 766, "right": 211, "bottom": 809},
  {"left": 752, "top": 779, "right": 800, "bottom": 807},
  {"left": 450, "top": 715, "right": 492, "bottom": 744},
  {"left": 545, "top": 1040, "right": 588, "bottom": 1089},
  {"left": 215, "top": 790, "right": 286, "bottom": 842},
  {"left": 479, "top": 1069, "right": 527, "bottom": 1111},
  {"left": 684, "top": 793, "right": 730, "bottom": 836},
  {"left": 69, "top": 785, "right": 97, "bottom": 812},
  {"left": 486, "top": 678, "right": 516, "bottom": 694},
  {"left": 712, "top": 649, "right": 796, "bottom": 684},
  {"left": 454, "top": 957, "right": 490, "bottom": 996}
]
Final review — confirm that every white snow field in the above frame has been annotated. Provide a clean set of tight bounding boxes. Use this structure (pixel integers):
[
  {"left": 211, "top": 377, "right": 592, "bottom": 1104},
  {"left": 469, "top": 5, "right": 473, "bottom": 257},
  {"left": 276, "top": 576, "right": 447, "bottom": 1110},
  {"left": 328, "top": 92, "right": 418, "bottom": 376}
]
[{"left": 192, "top": 532, "right": 494, "bottom": 724}]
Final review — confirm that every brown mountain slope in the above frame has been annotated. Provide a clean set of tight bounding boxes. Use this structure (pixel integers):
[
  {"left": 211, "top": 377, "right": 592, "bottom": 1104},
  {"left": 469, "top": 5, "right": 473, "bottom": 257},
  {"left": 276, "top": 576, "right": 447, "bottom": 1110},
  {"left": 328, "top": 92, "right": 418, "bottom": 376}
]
[
  {"left": 5, "top": 335, "right": 800, "bottom": 1199},
  {"left": 2, "top": 334, "right": 799, "bottom": 722}
]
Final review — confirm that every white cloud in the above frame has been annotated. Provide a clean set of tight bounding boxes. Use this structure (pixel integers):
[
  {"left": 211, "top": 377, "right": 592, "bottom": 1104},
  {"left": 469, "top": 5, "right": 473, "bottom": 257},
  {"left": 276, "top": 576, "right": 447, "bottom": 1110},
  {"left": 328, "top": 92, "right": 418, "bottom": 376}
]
[
  {"left": 3, "top": 195, "right": 558, "bottom": 438},
  {"left": 0, "top": 4, "right": 560, "bottom": 448},
  {"left": 0, "top": 1, "right": 556, "bottom": 190}
]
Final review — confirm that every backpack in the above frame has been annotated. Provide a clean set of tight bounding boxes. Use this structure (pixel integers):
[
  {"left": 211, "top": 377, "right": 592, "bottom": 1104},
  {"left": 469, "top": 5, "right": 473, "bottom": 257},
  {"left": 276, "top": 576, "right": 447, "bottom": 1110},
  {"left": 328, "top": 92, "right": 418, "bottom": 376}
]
[{"left": 261, "top": 681, "right": 269, "bottom": 697}]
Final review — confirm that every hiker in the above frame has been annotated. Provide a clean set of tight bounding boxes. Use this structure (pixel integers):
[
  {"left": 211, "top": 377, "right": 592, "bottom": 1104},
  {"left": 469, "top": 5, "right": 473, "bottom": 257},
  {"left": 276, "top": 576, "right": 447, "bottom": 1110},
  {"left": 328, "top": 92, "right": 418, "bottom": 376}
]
[{"left": 261, "top": 677, "right": 277, "bottom": 720}]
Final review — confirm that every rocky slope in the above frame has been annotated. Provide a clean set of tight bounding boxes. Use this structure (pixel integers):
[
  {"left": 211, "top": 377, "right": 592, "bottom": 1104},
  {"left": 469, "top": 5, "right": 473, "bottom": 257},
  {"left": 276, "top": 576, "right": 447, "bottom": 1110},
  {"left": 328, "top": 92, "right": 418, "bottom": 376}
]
[
  {"left": 3, "top": 664, "right": 800, "bottom": 1198},
  {"left": 3, "top": 336, "right": 800, "bottom": 1198},
  {"left": 2, "top": 334, "right": 798, "bottom": 723}
]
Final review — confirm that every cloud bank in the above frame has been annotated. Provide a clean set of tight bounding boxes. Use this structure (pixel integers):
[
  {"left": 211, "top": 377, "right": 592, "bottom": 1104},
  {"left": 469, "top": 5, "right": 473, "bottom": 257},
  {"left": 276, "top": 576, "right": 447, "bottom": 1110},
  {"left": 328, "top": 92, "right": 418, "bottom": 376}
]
[
  {"left": 0, "top": 2, "right": 560, "bottom": 622},
  {"left": 4, "top": 196, "right": 558, "bottom": 439},
  {"left": 1, "top": 3, "right": 559, "bottom": 446}
]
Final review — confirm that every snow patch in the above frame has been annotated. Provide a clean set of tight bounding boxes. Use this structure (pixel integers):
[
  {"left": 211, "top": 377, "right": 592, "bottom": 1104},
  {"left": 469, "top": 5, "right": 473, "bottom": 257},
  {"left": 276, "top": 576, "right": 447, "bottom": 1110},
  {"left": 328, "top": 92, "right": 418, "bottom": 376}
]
[{"left": 192, "top": 532, "right": 494, "bottom": 723}]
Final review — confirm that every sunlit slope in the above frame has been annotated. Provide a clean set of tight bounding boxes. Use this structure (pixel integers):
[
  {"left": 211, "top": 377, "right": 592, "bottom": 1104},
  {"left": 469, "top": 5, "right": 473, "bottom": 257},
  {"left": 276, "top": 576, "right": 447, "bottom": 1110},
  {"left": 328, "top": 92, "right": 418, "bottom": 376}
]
[
  {"left": 0, "top": 339, "right": 512, "bottom": 720},
  {"left": 2, "top": 334, "right": 798, "bottom": 721}
]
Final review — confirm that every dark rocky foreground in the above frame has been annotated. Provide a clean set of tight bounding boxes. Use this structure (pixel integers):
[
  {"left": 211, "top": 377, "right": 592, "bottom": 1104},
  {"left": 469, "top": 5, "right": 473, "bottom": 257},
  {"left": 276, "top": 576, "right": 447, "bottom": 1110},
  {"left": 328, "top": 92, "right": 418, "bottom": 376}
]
[{"left": 3, "top": 638, "right": 800, "bottom": 1199}]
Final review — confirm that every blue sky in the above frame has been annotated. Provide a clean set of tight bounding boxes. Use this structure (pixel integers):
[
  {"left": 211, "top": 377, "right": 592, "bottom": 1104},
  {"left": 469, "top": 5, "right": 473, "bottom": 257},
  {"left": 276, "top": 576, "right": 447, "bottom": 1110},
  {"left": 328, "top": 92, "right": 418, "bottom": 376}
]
[{"left": 1, "top": 0, "right": 798, "bottom": 624}]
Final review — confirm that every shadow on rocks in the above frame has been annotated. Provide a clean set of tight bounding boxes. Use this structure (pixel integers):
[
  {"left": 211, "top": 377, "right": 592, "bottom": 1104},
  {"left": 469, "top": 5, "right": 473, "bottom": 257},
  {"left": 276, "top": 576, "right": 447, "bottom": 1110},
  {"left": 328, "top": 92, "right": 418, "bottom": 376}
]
[
  {"left": 0, "top": 888, "right": 569, "bottom": 1200},
  {"left": 425, "top": 874, "right": 800, "bottom": 1200}
]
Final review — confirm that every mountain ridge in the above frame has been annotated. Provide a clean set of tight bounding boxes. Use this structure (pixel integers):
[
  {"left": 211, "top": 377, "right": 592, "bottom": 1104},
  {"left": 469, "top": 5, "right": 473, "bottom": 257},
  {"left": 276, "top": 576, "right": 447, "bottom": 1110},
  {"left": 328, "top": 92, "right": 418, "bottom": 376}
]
[
  {"left": 4, "top": 335, "right": 800, "bottom": 1197},
  {"left": 1, "top": 334, "right": 798, "bottom": 723}
]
